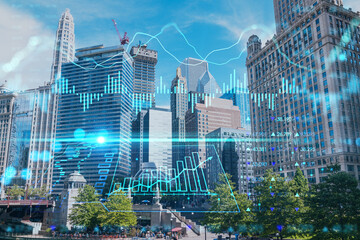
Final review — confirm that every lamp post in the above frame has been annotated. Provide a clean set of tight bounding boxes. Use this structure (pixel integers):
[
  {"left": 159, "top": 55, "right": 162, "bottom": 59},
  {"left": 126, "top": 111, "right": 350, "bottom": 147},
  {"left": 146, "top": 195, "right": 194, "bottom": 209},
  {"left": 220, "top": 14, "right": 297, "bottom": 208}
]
[{"left": 204, "top": 225, "right": 207, "bottom": 240}]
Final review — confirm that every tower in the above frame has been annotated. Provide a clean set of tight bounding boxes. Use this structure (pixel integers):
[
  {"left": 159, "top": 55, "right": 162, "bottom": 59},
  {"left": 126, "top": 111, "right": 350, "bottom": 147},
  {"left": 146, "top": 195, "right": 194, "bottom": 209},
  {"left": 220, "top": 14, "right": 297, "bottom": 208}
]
[
  {"left": 52, "top": 45, "right": 133, "bottom": 194},
  {"left": 246, "top": 35, "right": 262, "bottom": 60},
  {"left": 170, "top": 68, "right": 188, "bottom": 170},
  {"left": 50, "top": 8, "right": 75, "bottom": 83},
  {"left": 130, "top": 44, "right": 158, "bottom": 117}
]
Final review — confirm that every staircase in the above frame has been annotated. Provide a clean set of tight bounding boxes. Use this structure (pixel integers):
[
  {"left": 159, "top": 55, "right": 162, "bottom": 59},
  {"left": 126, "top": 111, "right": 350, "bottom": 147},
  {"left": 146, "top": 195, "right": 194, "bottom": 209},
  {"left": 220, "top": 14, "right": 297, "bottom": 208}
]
[{"left": 167, "top": 208, "right": 200, "bottom": 236}]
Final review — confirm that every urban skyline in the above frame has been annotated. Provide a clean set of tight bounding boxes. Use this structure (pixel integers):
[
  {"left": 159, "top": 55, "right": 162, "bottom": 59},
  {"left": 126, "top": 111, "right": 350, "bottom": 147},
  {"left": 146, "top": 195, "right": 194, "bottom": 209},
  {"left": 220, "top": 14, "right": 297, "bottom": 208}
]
[{"left": 0, "top": 0, "right": 360, "bottom": 239}]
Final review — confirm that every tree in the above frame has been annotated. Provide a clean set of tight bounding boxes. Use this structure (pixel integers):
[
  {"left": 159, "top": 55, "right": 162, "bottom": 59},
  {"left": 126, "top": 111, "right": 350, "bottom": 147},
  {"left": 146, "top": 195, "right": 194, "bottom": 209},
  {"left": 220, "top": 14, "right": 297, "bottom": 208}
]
[
  {"left": 69, "top": 185, "right": 103, "bottom": 231},
  {"left": 306, "top": 172, "right": 360, "bottom": 240},
  {"left": 99, "top": 193, "right": 137, "bottom": 227},
  {"left": 6, "top": 185, "right": 25, "bottom": 200},
  {"left": 28, "top": 185, "right": 48, "bottom": 199},
  {"left": 255, "top": 169, "right": 309, "bottom": 239},
  {"left": 204, "top": 174, "right": 253, "bottom": 239}
]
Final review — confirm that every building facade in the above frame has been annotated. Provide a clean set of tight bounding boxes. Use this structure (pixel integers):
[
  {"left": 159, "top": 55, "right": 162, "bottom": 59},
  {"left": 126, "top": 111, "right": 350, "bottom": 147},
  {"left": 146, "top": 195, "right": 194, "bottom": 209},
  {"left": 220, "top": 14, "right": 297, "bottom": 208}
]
[
  {"left": 246, "top": 0, "right": 360, "bottom": 183},
  {"left": 206, "top": 127, "right": 254, "bottom": 196},
  {"left": 53, "top": 45, "right": 133, "bottom": 194},
  {"left": 185, "top": 97, "right": 242, "bottom": 165},
  {"left": 131, "top": 108, "right": 172, "bottom": 175},
  {"left": 170, "top": 67, "right": 188, "bottom": 170},
  {"left": 50, "top": 8, "right": 75, "bottom": 83},
  {"left": 130, "top": 44, "right": 158, "bottom": 117},
  {"left": 0, "top": 83, "right": 16, "bottom": 190},
  {"left": 179, "top": 58, "right": 221, "bottom": 95},
  {"left": 221, "top": 86, "right": 251, "bottom": 128}
]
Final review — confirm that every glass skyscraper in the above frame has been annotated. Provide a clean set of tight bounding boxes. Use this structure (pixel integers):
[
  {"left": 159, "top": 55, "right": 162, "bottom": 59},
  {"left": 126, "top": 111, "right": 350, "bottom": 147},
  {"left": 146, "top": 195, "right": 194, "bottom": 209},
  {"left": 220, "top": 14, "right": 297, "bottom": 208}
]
[{"left": 52, "top": 45, "right": 133, "bottom": 194}]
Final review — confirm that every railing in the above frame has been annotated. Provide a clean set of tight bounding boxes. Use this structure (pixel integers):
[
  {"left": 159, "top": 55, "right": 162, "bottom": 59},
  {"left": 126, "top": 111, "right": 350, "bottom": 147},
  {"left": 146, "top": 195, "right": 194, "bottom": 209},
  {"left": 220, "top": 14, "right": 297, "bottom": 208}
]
[{"left": 167, "top": 208, "right": 200, "bottom": 236}]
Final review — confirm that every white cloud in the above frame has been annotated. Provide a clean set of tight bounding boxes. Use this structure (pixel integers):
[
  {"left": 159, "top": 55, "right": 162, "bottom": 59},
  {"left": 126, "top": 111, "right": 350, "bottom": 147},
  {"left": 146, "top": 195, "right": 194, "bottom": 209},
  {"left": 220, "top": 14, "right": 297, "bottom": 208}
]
[{"left": 0, "top": 1, "right": 54, "bottom": 91}]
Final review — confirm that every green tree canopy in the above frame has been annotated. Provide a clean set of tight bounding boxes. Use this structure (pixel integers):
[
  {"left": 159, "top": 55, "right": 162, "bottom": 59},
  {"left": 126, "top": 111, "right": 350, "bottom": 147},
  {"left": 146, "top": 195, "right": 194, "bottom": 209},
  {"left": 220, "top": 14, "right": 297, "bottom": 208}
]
[
  {"left": 6, "top": 185, "right": 25, "bottom": 200},
  {"left": 204, "top": 173, "right": 253, "bottom": 239},
  {"left": 255, "top": 169, "right": 309, "bottom": 239},
  {"left": 99, "top": 193, "right": 137, "bottom": 227},
  {"left": 306, "top": 172, "right": 360, "bottom": 240},
  {"left": 69, "top": 185, "right": 103, "bottom": 231}
]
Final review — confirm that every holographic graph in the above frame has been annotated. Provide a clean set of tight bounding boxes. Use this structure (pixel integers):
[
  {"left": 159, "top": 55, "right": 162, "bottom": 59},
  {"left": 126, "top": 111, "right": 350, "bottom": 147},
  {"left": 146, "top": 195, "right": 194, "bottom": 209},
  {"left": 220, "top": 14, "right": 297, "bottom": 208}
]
[
  {"left": 110, "top": 153, "right": 211, "bottom": 196},
  {"left": 76, "top": 147, "right": 241, "bottom": 213}
]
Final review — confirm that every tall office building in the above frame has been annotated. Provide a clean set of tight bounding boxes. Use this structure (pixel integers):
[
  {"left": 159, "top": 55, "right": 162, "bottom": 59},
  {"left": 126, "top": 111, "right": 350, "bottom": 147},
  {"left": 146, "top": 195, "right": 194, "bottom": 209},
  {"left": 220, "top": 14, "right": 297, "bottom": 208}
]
[
  {"left": 0, "top": 82, "right": 16, "bottom": 186},
  {"left": 170, "top": 68, "right": 188, "bottom": 169},
  {"left": 273, "top": 0, "right": 343, "bottom": 33},
  {"left": 7, "top": 90, "right": 35, "bottom": 186},
  {"left": 50, "top": 8, "right": 75, "bottom": 82},
  {"left": 247, "top": 0, "right": 360, "bottom": 183},
  {"left": 206, "top": 127, "right": 254, "bottom": 196},
  {"left": 131, "top": 111, "right": 146, "bottom": 176},
  {"left": 26, "top": 86, "right": 58, "bottom": 190},
  {"left": 0, "top": 85, "right": 59, "bottom": 191},
  {"left": 221, "top": 86, "right": 251, "bottom": 128},
  {"left": 179, "top": 58, "right": 221, "bottom": 95},
  {"left": 53, "top": 45, "right": 133, "bottom": 194},
  {"left": 185, "top": 97, "right": 242, "bottom": 164},
  {"left": 131, "top": 108, "right": 172, "bottom": 175},
  {"left": 130, "top": 44, "right": 158, "bottom": 116}
]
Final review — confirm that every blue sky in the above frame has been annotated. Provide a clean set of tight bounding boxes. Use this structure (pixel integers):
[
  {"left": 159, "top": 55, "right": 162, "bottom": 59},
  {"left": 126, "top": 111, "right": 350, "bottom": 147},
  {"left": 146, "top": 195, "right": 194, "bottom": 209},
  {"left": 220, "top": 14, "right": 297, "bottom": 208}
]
[{"left": 1, "top": 0, "right": 359, "bottom": 106}]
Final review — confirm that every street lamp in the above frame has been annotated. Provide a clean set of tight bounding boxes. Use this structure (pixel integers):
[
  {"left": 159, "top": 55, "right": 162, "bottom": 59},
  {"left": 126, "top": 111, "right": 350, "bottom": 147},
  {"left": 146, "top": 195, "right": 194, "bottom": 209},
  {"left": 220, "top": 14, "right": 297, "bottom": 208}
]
[
  {"left": 170, "top": 217, "right": 175, "bottom": 238},
  {"left": 204, "top": 225, "right": 207, "bottom": 240}
]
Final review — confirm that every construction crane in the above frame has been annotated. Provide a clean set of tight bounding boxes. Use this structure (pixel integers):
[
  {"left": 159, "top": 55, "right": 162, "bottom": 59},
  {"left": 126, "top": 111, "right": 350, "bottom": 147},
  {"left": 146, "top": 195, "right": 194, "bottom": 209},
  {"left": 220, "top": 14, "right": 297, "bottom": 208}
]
[{"left": 112, "top": 19, "right": 129, "bottom": 45}]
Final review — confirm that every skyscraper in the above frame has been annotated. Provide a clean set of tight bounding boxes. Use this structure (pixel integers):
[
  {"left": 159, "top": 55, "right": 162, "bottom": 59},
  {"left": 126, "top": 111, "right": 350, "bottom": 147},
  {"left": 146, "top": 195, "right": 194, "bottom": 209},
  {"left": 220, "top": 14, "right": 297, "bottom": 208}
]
[
  {"left": 0, "top": 82, "right": 16, "bottom": 187},
  {"left": 50, "top": 8, "right": 75, "bottom": 83},
  {"left": 247, "top": 0, "right": 360, "bottom": 183},
  {"left": 179, "top": 58, "right": 221, "bottom": 95},
  {"left": 170, "top": 67, "right": 188, "bottom": 169},
  {"left": 52, "top": 45, "right": 133, "bottom": 194},
  {"left": 130, "top": 44, "right": 158, "bottom": 116},
  {"left": 24, "top": 8, "right": 76, "bottom": 191},
  {"left": 7, "top": 90, "right": 35, "bottom": 187},
  {"left": 26, "top": 86, "right": 58, "bottom": 190},
  {"left": 273, "top": 0, "right": 343, "bottom": 33},
  {"left": 185, "top": 97, "right": 242, "bottom": 164},
  {"left": 131, "top": 108, "right": 172, "bottom": 175},
  {"left": 221, "top": 86, "right": 251, "bottom": 128},
  {"left": 206, "top": 127, "right": 254, "bottom": 196}
]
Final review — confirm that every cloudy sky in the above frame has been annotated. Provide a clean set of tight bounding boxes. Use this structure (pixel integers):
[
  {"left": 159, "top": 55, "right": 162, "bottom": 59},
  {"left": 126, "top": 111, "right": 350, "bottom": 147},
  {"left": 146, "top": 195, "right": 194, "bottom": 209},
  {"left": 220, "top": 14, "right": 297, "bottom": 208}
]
[{"left": 0, "top": 0, "right": 359, "bottom": 105}]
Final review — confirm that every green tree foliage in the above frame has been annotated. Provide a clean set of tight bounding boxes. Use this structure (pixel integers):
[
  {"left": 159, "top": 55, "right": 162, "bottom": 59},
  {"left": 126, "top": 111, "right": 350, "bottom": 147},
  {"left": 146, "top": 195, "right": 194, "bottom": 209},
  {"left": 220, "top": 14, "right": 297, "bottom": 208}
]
[
  {"left": 99, "top": 193, "right": 137, "bottom": 227},
  {"left": 255, "top": 169, "right": 309, "bottom": 239},
  {"left": 28, "top": 185, "right": 48, "bottom": 199},
  {"left": 6, "top": 185, "right": 25, "bottom": 199},
  {"left": 69, "top": 185, "right": 103, "bottom": 231},
  {"left": 70, "top": 185, "right": 137, "bottom": 232},
  {"left": 204, "top": 174, "right": 253, "bottom": 239},
  {"left": 306, "top": 172, "right": 360, "bottom": 240}
]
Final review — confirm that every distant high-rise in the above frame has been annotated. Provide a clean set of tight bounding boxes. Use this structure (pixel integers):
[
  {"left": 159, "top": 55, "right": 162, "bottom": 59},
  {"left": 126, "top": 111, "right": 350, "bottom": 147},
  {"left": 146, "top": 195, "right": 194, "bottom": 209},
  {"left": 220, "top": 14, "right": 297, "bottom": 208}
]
[
  {"left": 131, "top": 108, "right": 172, "bottom": 175},
  {"left": 179, "top": 58, "right": 221, "bottom": 95},
  {"left": 185, "top": 97, "right": 242, "bottom": 164},
  {"left": 221, "top": 86, "right": 251, "bottom": 128},
  {"left": 206, "top": 127, "right": 254, "bottom": 196},
  {"left": 170, "top": 67, "right": 188, "bottom": 169},
  {"left": 53, "top": 45, "right": 133, "bottom": 194},
  {"left": 130, "top": 44, "right": 158, "bottom": 116},
  {"left": 50, "top": 8, "right": 75, "bottom": 82},
  {"left": 247, "top": 0, "right": 360, "bottom": 183}
]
